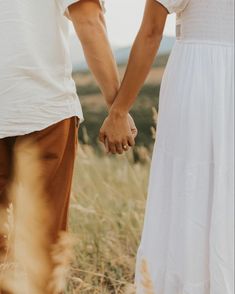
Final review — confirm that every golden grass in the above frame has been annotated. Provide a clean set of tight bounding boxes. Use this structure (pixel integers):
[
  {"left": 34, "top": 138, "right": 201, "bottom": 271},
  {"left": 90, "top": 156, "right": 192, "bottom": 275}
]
[
  {"left": 67, "top": 145, "right": 150, "bottom": 293},
  {"left": 140, "top": 260, "right": 154, "bottom": 294},
  {"left": 0, "top": 142, "right": 152, "bottom": 293},
  {"left": 0, "top": 141, "right": 77, "bottom": 294}
]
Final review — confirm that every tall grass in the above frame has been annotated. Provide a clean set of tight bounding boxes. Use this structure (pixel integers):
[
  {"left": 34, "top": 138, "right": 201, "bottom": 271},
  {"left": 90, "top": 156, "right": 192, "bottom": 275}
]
[
  {"left": 68, "top": 145, "right": 150, "bottom": 293},
  {"left": 0, "top": 143, "right": 152, "bottom": 293}
]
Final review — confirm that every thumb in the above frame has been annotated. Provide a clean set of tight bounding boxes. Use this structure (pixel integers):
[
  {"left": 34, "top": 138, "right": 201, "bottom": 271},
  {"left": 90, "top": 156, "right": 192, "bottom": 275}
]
[{"left": 131, "top": 127, "right": 138, "bottom": 138}]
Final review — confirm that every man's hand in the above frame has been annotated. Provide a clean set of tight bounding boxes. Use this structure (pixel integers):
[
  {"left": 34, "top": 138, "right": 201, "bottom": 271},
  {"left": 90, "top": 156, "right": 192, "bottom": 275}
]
[{"left": 99, "top": 113, "right": 137, "bottom": 155}]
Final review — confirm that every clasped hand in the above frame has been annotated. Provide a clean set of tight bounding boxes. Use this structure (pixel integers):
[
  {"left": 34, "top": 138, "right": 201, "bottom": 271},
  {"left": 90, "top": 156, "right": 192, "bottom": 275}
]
[{"left": 99, "top": 112, "right": 138, "bottom": 154}]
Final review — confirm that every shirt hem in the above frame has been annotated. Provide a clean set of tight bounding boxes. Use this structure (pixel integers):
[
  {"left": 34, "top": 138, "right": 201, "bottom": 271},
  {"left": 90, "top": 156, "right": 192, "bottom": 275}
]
[{"left": 0, "top": 113, "right": 84, "bottom": 140}]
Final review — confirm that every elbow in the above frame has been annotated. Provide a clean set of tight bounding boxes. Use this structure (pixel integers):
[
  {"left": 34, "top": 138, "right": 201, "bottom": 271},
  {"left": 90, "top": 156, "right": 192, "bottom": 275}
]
[
  {"left": 76, "top": 17, "right": 99, "bottom": 30},
  {"left": 81, "top": 15, "right": 102, "bottom": 27},
  {"left": 73, "top": 12, "right": 105, "bottom": 41},
  {"left": 140, "top": 26, "right": 163, "bottom": 47},
  {"left": 146, "top": 29, "right": 163, "bottom": 45},
  {"left": 72, "top": 9, "right": 104, "bottom": 30},
  {"left": 69, "top": 1, "right": 106, "bottom": 42}
]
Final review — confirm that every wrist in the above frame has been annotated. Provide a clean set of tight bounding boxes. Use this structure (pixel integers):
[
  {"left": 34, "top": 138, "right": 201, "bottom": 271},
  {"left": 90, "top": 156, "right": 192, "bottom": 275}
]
[
  {"left": 105, "top": 83, "right": 120, "bottom": 108},
  {"left": 106, "top": 101, "right": 113, "bottom": 110},
  {"left": 109, "top": 106, "right": 128, "bottom": 119},
  {"left": 105, "top": 94, "right": 118, "bottom": 110}
]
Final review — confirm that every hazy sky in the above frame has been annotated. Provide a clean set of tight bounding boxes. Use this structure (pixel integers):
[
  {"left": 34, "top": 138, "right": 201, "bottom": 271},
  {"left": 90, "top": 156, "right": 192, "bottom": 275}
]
[{"left": 105, "top": 0, "right": 176, "bottom": 46}]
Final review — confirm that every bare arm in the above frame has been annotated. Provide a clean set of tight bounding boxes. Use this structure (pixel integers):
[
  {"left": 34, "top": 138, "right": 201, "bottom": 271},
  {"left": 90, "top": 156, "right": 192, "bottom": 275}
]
[
  {"left": 99, "top": 0, "right": 168, "bottom": 153},
  {"left": 69, "top": 0, "right": 119, "bottom": 107},
  {"left": 110, "top": 0, "right": 168, "bottom": 115}
]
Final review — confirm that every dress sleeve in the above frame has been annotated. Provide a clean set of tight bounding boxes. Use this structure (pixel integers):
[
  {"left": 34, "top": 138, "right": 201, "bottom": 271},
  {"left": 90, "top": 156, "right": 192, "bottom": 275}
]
[
  {"left": 57, "top": 0, "right": 105, "bottom": 16},
  {"left": 156, "top": 0, "right": 190, "bottom": 14}
]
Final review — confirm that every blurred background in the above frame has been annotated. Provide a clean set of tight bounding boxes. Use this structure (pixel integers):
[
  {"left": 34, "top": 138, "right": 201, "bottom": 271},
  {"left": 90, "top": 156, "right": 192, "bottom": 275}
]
[{"left": 69, "top": 0, "right": 176, "bottom": 149}]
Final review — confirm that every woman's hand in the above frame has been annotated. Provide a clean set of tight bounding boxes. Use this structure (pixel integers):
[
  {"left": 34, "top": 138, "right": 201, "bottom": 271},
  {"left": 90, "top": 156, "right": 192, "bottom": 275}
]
[{"left": 99, "top": 112, "right": 137, "bottom": 154}]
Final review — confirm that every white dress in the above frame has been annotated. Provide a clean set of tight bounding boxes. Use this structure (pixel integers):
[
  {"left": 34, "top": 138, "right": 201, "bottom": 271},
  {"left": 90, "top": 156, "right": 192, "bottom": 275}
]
[{"left": 136, "top": 1, "right": 234, "bottom": 294}]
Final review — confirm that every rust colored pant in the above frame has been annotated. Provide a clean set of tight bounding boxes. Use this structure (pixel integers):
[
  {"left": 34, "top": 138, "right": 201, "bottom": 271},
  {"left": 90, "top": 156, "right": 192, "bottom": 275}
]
[{"left": 0, "top": 117, "right": 78, "bottom": 242}]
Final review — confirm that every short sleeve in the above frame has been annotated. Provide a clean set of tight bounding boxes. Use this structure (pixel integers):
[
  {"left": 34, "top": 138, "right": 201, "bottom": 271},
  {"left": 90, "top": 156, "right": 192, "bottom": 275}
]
[
  {"left": 57, "top": 0, "right": 105, "bottom": 16},
  {"left": 57, "top": 0, "right": 81, "bottom": 15},
  {"left": 156, "top": 0, "right": 190, "bottom": 14}
]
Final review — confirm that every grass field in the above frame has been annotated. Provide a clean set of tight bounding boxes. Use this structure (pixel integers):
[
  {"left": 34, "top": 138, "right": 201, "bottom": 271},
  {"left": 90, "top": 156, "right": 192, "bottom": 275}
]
[
  {"left": 67, "top": 59, "right": 163, "bottom": 293},
  {"left": 0, "top": 143, "right": 151, "bottom": 294},
  {"left": 68, "top": 145, "right": 151, "bottom": 293}
]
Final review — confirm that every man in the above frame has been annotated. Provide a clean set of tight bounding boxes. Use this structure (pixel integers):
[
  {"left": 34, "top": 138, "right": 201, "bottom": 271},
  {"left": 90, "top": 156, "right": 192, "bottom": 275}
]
[{"left": 0, "top": 0, "right": 136, "bottom": 270}]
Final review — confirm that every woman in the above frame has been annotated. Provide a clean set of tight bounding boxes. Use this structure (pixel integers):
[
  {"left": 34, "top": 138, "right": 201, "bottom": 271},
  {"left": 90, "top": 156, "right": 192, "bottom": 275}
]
[{"left": 100, "top": 0, "right": 234, "bottom": 293}]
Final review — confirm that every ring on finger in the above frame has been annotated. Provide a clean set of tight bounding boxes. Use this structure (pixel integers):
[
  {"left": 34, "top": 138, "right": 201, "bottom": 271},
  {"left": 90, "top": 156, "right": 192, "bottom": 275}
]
[{"left": 123, "top": 145, "right": 128, "bottom": 150}]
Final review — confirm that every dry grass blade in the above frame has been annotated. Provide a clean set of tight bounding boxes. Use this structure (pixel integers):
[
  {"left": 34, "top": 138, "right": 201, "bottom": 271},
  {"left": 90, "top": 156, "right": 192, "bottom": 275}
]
[
  {"left": 151, "top": 108, "right": 158, "bottom": 140},
  {"left": 141, "top": 259, "right": 154, "bottom": 294},
  {"left": 0, "top": 202, "right": 15, "bottom": 291},
  {"left": 124, "top": 283, "right": 136, "bottom": 294},
  {"left": 48, "top": 231, "right": 76, "bottom": 294},
  {"left": 0, "top": 140, "right": 53, "bottom": 294}
]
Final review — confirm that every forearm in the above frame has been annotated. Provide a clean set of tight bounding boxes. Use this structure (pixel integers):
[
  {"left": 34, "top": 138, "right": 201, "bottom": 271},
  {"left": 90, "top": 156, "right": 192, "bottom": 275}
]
[
  {"left": 110, "top": 31, "right": 162, "bottom": 115},
  {"left": 108, "top": 0, "right": 167, "bottom": 116},
  {"left": 70, "top": 3, "right": 120, "bottom": 107}
]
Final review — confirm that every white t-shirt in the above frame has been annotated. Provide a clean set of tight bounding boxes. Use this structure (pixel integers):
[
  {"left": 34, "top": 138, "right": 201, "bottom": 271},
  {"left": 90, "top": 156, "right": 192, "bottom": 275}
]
[{"left": 0, "top": 0, "right": 85, "bottom": 139}]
